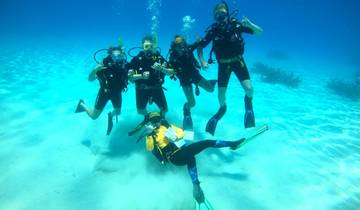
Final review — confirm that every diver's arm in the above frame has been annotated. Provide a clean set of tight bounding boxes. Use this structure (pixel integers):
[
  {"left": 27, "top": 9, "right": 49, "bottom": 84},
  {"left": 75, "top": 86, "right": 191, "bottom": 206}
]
[
  {"left": 152, "top": 61, "right": 176, "bottom": 76},
  {"left": 159, "top": 65, "right": 176, "bottom": 76},
  {"left": 196, "top": 31, "right": 213, "bottom": 69},
  {"left": 198, "top": 28, "right": 213, "bottom": 47},
  {"left": 128, "top": 70, "right": 149, "bottom": 82},
  {"left": 197, "top": 46, "right": 208, "bottom": 69},
  {"left": 88, "top": 65, "right": 104, "bottom": 81},
  {"left": 241, "top": 16, "right": 263, "bottom": 34}
]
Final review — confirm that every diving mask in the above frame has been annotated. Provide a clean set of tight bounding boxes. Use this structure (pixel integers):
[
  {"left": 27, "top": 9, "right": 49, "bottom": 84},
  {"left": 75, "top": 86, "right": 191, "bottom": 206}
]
[
  {"left": 111, "top": 50, "right": 124, "bottom": 63},
  {"left": 143, "top": 41, "right": 153, "bottom": 51},
  {"left": 215, "top": 9, "right": 228, "bottom": 23}
]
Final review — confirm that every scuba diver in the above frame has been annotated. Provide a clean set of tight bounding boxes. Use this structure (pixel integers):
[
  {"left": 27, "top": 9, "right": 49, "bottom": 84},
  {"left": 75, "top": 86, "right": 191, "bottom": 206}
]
[
  {"left": 127, "top": 34, "right": 175, "bottom": 135},
  {"left": 75, "top": 46, "right": 128, "bottom": 135},
  {"left": 197, "top": 1, "right": 263, "bottom": 135},
  {"left": 168, "top": 35, "right": 217, "bottom": 130},
  {"left": 139, "top": 112, "right": 268, "bottom": 207}
]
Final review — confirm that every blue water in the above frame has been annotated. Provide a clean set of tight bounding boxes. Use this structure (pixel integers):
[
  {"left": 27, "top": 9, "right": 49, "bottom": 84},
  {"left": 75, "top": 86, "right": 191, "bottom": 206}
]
[{"left": 1, "top": 1, "right": 360, "bottom": 210}]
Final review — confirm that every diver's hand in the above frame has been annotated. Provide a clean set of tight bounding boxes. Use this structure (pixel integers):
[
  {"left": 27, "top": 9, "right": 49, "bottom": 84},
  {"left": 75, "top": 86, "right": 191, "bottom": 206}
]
[
  {"left": 128, "top": 69, "right": 134, "bottom": 75},
  {"left": 142, "top": 71, "right": 150, "bottom": 79},
  {"left": 200, "top": 60, "right": 209, "bottom": 70},
  {"left": 241, "top": 16, "right": 263, "bottom": 34},
  {"left": 241, "top": 16, "right": 251, "bottom": 27},
  {"left": 151, "top": 62, "right": 163, "bottom": 72}
]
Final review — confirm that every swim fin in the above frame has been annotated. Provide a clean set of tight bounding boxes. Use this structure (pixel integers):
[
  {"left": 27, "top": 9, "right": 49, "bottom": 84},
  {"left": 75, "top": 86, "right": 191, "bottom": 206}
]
[
  {"left": 244, "top": 95, "right": 255, "bottom": 128},
  {"left": 195, "top": 198, "right": 214, "bottom": 210},
  {"left": 231, "top": 124, "right": 269, "bottom": 150},
  {"left": 106, "top": 112, "right": 113, "bottom": 135},
  {"left": 205, "top": 105, "right": 227, "bottom": 135},
  {"left": 183, "top": 103, "right": 193, "bottom": 130},
  {"left": 75, "top": 99, "right": 85, "bottom": 113}
]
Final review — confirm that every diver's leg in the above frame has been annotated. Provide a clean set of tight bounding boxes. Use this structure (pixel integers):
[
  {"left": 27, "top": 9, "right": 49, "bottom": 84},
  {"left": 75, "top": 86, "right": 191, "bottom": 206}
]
[
  {"left": 153, "top": 89, "right": 168, "bottom": 117},
  {"left": 136, "top": 88, "right": 148, "bottom": 116},
  {"left": 84, "top": 105, "right": 102, "bottom": 120},
  {"left": 198, "top": 77, "right": 216, "bottom": 93},
  {"left": 241, "top": 80, "right": 254, "bottom": 98},
  {"left": 205, "top": 64, "right": 230, "bottom": 135},
  {"left": 205, "top": 91, "right": 227, "bottom": 135},
  {"left": 84, "top": 89, "right": 108, "bottom": 120},
  {"left": 187, "top": 158, "right": 205, "bottom": 203},
  {"left": 182, "top": 85, "right": 195, "bottom": 130},
  {"left": 217, "top": 63, "right": 231, "bottom": 106},
  {"left": 181, "top": 140, "right": 242, "bottom": 156},
  {"left": 107, "top": 92, "right": 122, "bottom": 135},
  {"left": 218, "top": 87, "right": 227, "bottom": 107},
  {"left": 235, "top": 59, "right": 255, "bottom": 128},
  {"left": 182, "top": 85, "right": 196, "bottom": 108},
  {"left": 109, "top": 92, "right": 122, "bottom": 117}
]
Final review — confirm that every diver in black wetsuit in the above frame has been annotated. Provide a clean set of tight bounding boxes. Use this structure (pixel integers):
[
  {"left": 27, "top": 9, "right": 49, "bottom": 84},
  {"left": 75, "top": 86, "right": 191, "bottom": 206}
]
[
  {"left": 197, "top": 2, "right": 263, "bottom": 135},
  {"left": 75, "top": 47, "right": 128, "bottom": 135},
  {"left": 127, "top": 35, "right": 175, "bottom": 134},
  {"left": 141, "top": 112, "right": 245, "bottom": 205},
  {"left": 168, "top": 35, "right": 217, "bottom": 130}
]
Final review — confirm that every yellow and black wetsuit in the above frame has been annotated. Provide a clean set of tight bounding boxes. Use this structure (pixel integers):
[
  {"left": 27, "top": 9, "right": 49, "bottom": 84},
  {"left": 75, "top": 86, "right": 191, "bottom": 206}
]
[
  {"left": 146, "top": 123, "right": 241, "bottom": 184},
  {"left": 146, "top": 124, "right": 185, "bottom": 163}
]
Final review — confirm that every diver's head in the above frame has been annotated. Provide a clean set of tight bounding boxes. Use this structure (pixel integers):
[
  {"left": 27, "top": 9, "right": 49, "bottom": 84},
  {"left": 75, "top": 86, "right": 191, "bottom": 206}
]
[
  {"left": 145, "top": 112, "right": 163, "bottom": 130},
  {"left": 108, "top": 47, "right": 125, "bottom": 63},
  {"left": 142, "top": 35, "right": 155, "bottom": 53},
  {"left": 213, "top": 2, "right": 229, "bottom": 25},
  {"left": 111, "top": 49, "right": 123, "bottom": 63},
  {"left": 172, "top": 35, "right": 187, "bottom": 56}
]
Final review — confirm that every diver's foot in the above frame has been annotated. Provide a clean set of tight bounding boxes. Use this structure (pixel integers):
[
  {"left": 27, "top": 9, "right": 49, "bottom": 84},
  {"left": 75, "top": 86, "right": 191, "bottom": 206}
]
[
  {"left": 75, "top": 99, "right": 85, "bottom": 113},
  {"left": 205, "top": 105, "right": 227, "bottom": 135},
  {"left": 205, "top": 116, "right": 218, "bottom": 136},
  {"left": 106, "top": 112, "right": 113, "bottom": 135},
  {"left": 244, "top": 96, "right": 255, "bottom": 128},
  {"left": 193, "top": 184, "right": 205, "bottom": 204},
  {"left": 244, "top": 109, "right": 255, "bottom": 128},
  {"left": 230, "top": 138, "right": 246, "bottom": 150},
  {"left": 183, "top": 104, "right": 193, "bottom": 130}
]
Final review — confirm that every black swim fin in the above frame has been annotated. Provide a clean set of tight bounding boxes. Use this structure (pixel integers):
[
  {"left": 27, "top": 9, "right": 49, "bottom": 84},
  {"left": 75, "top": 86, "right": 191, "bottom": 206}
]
[
  {"left": 205, "top": 105, "right": 227, "bottom": 135},
  {"left": 106, "top": 112, "right": 113, "bottom": 135},
  {"left": 244, "top": 110, "right": 255, "bottom": 128},
  {"left": 183, "top": 103, "right": 193, "bottom": 130},
  {"left": 244, "top": 95, "right": 255, "bottom": 128},
  {"left": 205, "top": 117, "right": 218, "bottom": 136},
  {"left": 128, "top": 116, "right": 148, "bottom": 136},
  {"left": 75, "top": 99, "right": 85, "bottom": 113}
]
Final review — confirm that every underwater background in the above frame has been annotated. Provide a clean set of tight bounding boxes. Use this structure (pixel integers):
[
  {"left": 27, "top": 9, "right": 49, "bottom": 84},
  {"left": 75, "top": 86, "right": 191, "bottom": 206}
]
[{"left": 1, "top": 0, "right": 360, "bottom": 210}]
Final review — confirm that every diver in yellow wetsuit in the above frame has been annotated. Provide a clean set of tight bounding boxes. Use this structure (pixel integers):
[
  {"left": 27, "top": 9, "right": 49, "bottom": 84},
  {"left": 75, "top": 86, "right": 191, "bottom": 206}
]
[{"left": 141, "top": 112, "right": 245, "bottom": 205}]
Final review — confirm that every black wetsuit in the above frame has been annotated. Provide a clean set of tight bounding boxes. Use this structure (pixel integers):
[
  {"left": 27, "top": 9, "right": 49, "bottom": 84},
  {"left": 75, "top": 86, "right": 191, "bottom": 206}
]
[
  {"left": 169, "top": 42, "right": 203, "bottom": 87},
  {"left": 94, "top": 56, "right": 128, "bottom": 110},
  {"left": 127, "top": 51, "right": 168, "bottom": 111},
  {"left": 170, "top": 140, "right": 238, "bottom": 184},
  {"left": 199, "top": 18, "right": 255, "bottom": 87}
]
